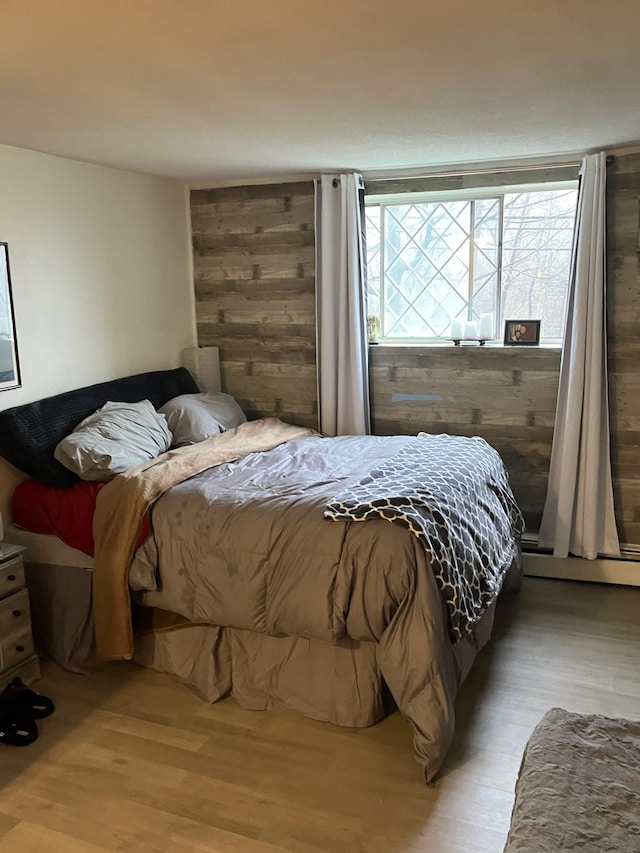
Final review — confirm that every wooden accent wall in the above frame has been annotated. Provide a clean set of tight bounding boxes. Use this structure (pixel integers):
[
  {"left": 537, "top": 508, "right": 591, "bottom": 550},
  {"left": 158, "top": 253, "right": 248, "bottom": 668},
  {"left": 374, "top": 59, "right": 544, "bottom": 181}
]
[
  {"left": 607, "top": 154, "right": 640, "bottom": 547},
  {"left": 190, "top": 159, "right": 640, "bottom": 547},
  {"left": 190, "top": 183, "right": 317, "bottom": 429},
  {"left": 369, "top": 346, "right": 560, "bottom": 533}
]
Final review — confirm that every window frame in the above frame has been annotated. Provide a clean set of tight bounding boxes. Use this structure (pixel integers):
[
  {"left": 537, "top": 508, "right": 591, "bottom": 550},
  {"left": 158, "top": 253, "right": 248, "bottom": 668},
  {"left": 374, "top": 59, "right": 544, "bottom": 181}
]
[{"left": 365, "top": 179, "right": 579, "bottom": 346}]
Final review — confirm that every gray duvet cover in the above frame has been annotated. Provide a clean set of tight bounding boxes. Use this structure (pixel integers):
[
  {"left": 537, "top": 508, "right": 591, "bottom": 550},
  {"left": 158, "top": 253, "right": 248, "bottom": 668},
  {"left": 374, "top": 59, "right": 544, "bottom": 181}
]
[{"left": 130, "top": 433, "right": 521, "bottom": 782}]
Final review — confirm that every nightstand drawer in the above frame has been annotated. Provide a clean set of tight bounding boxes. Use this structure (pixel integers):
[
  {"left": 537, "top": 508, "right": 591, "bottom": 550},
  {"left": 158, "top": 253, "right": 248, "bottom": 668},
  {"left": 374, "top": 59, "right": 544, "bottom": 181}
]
[
  {"left": 0, "top": 627, "right": 35, "bottom": 674},
  {"left": 0, "top": 557, "right": 25, "bottom": 602},
  {"left": 0, "top": 589, "right": 30, "bottom": 638}
]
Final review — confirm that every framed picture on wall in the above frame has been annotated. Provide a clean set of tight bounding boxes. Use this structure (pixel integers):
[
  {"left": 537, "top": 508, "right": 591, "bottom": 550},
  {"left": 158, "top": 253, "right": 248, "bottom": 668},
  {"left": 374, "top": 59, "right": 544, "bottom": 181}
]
[
  {"left": 0, "top": 243, "right": 21, "bottom": 391},
  {"left": 503, "top": 319, "right": 541, "bottom": 346}
]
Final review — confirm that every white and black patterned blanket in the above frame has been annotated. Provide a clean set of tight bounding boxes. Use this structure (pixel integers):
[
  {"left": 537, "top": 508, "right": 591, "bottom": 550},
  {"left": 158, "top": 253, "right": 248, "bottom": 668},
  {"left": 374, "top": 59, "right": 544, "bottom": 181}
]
[{"left": 324, "top": 433, "right": 524, "bottom": 644}]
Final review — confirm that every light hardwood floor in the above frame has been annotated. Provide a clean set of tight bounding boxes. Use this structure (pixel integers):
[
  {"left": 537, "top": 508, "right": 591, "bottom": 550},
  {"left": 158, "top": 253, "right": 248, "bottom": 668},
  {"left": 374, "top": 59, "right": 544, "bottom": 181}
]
[{"left": 0, "top": 577, "right": 638, "bottom": 853}]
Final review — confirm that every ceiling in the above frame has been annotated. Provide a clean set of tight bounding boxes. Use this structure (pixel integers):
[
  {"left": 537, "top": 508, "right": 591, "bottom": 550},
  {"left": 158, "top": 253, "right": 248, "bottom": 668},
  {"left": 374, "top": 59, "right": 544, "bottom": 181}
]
[{"left": 2, "top": 0, "right": 640, "bottom": 183}]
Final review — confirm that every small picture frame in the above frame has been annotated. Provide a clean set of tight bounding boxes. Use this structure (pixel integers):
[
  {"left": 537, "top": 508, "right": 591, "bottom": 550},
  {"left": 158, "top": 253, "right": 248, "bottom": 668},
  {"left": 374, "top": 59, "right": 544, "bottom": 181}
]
[{"left": 503, "top": 319, "right": 541, "bottom": 346}]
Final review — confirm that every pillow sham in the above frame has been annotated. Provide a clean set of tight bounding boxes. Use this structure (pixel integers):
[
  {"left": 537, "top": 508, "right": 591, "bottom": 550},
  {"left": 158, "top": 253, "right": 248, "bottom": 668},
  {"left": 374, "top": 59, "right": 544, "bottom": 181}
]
[
  {"left": 159, "top": 392, "right": 247, "bottom": 446},
  {"left": 54, "top": 400, "right": 172, "bottom": 482}
]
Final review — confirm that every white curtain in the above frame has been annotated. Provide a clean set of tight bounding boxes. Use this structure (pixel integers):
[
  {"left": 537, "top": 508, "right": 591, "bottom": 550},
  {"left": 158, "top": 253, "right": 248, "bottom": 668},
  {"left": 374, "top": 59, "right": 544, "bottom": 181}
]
[
  {"left": 539, "top": 152, "right": 620, "bottom": 559},
  {"left": 314, "top": 173, "right": 371, "bottom": 436}
]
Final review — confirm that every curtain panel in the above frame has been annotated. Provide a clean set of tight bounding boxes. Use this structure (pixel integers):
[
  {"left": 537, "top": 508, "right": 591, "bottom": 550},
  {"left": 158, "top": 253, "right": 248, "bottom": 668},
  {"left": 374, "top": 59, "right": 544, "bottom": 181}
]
[
  {"left": 539, "top": 152, "right": 620, "bottom": 559},
  {"left": 314, "top": 174, "right": 371, "bottom": 436}
]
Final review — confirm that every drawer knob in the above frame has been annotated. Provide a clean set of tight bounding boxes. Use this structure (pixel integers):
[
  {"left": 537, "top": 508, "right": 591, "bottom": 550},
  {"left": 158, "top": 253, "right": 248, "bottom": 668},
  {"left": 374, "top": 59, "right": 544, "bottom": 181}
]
[
  {"left": 15, "top": 645, "right": 25, "bottom": 653},
  {"left": 12, "top": 609, "right": 21, "bottom": 617},
  {"left": 7, "top": 574, "right": 16, "bottom": 582}
]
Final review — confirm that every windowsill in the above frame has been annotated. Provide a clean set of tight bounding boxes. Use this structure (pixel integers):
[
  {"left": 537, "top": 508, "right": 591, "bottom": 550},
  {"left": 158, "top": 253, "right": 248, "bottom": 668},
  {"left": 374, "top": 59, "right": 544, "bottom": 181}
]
[{"left": 368, "top": 342, "right": 562, "bottom": 351}]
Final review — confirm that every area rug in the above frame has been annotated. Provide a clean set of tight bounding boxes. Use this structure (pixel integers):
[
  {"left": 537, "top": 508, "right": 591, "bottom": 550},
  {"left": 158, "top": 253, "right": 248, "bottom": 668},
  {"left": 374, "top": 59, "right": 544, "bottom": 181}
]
[{"left": 504, "top": 707, "right": 640, "bottom": 852}]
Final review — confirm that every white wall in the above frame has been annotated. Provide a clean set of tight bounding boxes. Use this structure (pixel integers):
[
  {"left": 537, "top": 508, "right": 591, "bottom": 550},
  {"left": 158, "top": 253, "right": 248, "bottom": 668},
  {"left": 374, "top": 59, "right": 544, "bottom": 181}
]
[
  {"left": 0, "top": 144, "right": 195, "bottom": 405},
  {"left": 0, "top": 143, "right": 195, "bottom": 515}
]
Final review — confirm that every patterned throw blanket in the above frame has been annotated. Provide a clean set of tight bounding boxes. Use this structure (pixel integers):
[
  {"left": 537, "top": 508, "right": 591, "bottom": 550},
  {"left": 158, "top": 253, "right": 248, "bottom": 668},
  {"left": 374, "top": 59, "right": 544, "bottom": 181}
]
[{"left": 325, "top": 433, "right": 524, "bottom": 643}]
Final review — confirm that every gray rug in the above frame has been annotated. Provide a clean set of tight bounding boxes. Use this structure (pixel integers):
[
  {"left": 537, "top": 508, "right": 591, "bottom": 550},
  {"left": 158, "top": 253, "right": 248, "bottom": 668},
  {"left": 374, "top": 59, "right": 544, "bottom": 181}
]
[{"left": 504, "top": 707, "right": 640, "bottom": 852}]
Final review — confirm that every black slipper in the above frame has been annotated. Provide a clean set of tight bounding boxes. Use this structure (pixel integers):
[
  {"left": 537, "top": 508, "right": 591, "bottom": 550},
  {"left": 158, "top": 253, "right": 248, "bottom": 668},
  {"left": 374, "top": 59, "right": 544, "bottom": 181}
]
[
  {"left": 1, "top": 677, "right": 55, "bottom": 719},
  {"left": 0, "top": 705, "right": 38, "bottom": 746}
]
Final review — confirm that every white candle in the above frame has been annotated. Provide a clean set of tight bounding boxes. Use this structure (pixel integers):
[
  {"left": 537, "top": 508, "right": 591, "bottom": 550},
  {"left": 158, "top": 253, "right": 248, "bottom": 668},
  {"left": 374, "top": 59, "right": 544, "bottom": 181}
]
[
  {"left": 479, "top": 313, "right": 493, "bottom": 340},
  {"left": 449, "top": 319, "right": 463, "bottom": 340},
  {"left": 464, "top": 320, "right": 478, "bottom": 340}
]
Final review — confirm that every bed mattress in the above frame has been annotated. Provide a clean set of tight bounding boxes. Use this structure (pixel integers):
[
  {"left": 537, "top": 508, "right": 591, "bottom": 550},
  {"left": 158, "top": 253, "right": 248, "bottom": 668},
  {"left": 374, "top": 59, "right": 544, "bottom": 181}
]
[{"left": 8, "top": 524, "right": 94, "bottom": 569}]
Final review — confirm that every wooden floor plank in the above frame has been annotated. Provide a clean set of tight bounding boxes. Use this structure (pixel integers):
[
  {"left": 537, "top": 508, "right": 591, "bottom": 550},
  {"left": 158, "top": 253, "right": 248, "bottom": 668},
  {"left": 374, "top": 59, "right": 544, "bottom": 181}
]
[{"left": 0, "top": 577, "right": 638, "bottom": 852}]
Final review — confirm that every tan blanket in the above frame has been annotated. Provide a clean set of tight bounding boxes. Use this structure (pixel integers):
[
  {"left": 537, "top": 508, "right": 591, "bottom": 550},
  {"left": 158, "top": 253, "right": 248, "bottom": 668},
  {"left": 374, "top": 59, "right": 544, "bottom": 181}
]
[{"left": 93, "top": 418, "right": 317, "bottom": 659}]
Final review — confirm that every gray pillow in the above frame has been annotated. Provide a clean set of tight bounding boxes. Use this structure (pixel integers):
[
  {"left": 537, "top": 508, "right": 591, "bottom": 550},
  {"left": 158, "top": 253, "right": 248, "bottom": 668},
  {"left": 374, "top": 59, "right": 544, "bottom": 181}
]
[
  {"left": 159, "top": 392, "right": 247, "bottom": 446},
  {"left": 54, "top": 400, "right": 172, "bottom": 482}
]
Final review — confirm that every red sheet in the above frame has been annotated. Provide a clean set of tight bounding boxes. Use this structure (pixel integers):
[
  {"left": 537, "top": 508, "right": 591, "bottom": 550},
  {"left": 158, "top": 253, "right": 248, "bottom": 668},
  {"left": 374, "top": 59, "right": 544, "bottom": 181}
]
[{"left": 12, "top": 479, "right": 150, "bottom": 557}]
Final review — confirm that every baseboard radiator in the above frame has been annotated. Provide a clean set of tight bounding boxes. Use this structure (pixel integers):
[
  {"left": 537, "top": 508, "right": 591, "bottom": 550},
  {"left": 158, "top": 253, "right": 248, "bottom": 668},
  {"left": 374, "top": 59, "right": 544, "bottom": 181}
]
[{"left": 522, "top": 535, "right": 640, "bottom": 586}]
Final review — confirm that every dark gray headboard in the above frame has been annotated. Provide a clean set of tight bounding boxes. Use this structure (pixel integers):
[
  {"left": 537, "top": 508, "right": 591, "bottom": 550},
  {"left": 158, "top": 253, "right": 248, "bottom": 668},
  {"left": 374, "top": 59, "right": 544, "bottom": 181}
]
[{"left": 0, "top": 367, "right": 199, "bottom": 487}]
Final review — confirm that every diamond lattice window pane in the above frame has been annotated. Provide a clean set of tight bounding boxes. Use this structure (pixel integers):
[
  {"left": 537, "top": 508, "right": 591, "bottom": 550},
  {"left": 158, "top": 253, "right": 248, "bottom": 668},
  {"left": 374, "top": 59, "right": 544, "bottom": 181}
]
[
  {"left": 381, "top": 201, "right": 473, "bottom": 338},
  {"left": 386, "top": 306, "right": 432, "bottom": 338},
  {"left": 366, "top": 207, "right": 381, "bottom": 316},
  {"left": 471, "top": 198, "right": 500, "bottom": 320},
  {"left": 414, "top": 287, "right": 464, "bottom": 337}
]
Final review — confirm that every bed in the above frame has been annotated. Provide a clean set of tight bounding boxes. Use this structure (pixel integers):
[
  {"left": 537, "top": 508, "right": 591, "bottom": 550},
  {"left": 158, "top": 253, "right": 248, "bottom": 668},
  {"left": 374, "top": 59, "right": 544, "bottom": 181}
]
[{"left": 0, "top": 366, "right": 523, "bottom": 783}]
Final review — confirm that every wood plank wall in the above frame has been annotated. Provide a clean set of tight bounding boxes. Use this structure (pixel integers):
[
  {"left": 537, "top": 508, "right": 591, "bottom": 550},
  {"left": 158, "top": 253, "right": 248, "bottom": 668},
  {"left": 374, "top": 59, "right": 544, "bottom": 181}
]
[
  {"left": 607, "top": 154, "right": 640, "bottom": 547},
  {"left": 369, "top": 346, "right": 560, "bottom": 534},
  {"left": 190, "top": 182, "right": 317, "bottom": 429},
  {"left": 190, "top": 159, "right": 640, "bottom": 547}
]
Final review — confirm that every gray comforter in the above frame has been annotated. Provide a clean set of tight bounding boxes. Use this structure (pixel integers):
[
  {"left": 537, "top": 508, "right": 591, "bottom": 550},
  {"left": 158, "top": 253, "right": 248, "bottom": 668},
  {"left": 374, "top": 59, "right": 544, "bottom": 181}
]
[{"left": 130, "top": 432, "right": 521, "bottom": 781}]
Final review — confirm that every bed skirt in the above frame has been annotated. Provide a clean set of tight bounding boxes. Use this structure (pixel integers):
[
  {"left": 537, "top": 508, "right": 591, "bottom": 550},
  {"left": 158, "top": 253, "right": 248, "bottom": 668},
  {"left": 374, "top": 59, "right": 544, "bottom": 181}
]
[
  {"left": 24, "top": 561, "right": 98, "bottom": 674},
  {"left": 132, "top": 601, "right": 498, "bottom": 728},
  {"left": 134, "top": 626, "right": 389, "bottom": 727},
  {"left": 23, "top": 555, "right": 519, "bottom": 728}
]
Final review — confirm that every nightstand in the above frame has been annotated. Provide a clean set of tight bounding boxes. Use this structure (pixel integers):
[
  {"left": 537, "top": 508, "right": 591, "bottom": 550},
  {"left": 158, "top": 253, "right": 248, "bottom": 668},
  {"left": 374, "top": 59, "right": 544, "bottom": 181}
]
[{"left": 0, "top": 543, "right": 40, "bottom": 690}]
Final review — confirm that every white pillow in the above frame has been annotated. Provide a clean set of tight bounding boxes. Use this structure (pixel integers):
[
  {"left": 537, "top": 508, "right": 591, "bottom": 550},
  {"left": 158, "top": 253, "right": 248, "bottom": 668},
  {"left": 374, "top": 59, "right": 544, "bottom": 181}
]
[
  {"left": 54, "top": 400, "right": 172, "bottom": 481},
  {"left": 159, "top": 392, "right": 247, "bottom": 446}
]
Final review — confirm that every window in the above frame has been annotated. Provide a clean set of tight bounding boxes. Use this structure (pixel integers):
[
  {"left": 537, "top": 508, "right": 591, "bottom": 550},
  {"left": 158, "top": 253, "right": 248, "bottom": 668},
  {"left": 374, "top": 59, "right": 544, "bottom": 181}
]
[{"left": 365, "top": 182, "right": 578, "bottom": 344}]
